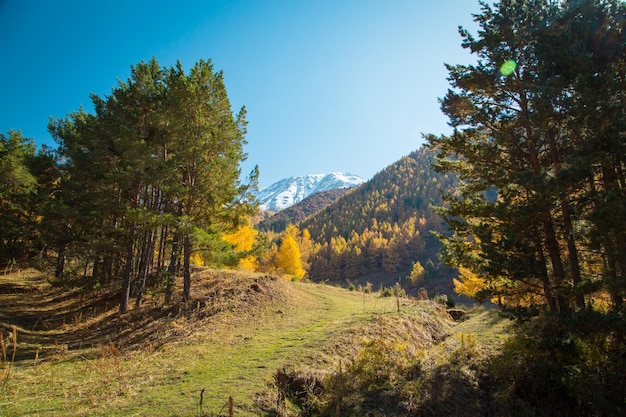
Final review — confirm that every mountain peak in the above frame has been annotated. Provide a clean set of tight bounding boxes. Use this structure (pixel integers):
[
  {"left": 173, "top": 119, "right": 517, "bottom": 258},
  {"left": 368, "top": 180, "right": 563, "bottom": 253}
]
[{"left": 256, "top": 172, "right": 366, "bottom": 212}]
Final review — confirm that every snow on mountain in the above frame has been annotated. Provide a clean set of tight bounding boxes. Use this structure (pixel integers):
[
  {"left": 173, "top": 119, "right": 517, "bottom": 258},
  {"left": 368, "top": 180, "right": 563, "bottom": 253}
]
[{"left": 256, "top": 172, "right": 366, "bottom": 212}]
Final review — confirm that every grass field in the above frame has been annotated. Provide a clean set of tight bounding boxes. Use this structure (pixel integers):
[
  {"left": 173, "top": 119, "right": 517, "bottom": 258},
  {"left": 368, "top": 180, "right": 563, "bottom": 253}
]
[{"left": 0, "top": 268, "right": 503, "bottom": 416}]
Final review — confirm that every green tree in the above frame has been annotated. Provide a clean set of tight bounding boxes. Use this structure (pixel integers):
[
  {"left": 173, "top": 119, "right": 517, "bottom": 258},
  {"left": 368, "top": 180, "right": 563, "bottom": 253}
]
[
  {"left": 0, "top": 130, "right": 38, "bottom": 264},
  {"left": 430, "top": 0, "right": 626, "bottom": 314},
  {"left": 553, "top": 0, "right": 626, "bottom": 308},
  {"left": 50, "top": 57, "right": 257, "bottom": 311},
  {"left": 49, "top": 108, "right": 121, "bottom": 283},
  {"left": 166, "top": 60, "right": 258, "bottom": 300},
  {"left": 50, "top": 59, "right": 168, "bottom": 311}
]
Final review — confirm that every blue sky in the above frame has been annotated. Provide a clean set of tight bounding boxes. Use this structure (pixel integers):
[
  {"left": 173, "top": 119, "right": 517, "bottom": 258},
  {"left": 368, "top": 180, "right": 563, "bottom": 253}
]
[{"left": 0, "top": 0, "right": 482, "bottom": 188}]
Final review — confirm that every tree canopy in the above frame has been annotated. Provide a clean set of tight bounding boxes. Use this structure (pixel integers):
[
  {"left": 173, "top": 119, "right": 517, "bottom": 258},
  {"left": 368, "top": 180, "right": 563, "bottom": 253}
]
[
  {"left": 46, "top": 58, "right": 258, "bottom": 311},
  {"left": 430, "top": 0, "right": 626, "bottom": 314}
]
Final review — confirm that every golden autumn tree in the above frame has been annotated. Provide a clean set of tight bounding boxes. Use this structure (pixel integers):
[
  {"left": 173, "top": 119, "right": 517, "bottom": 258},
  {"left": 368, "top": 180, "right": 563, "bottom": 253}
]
[
  {"left": 408, "top": 261, "right": 426, "bottom": 288},
  {"left": 453, "top": 266, "right": 487, "bottom": 301},
  {"left": 274, "top": 225, "right": 305, "bottom": 280},
  {"left": 222, "top": 222, "right": 259, "bottom": 272},
  {"left": 297, "top": 228, "right": 314, "bottom": 269}
]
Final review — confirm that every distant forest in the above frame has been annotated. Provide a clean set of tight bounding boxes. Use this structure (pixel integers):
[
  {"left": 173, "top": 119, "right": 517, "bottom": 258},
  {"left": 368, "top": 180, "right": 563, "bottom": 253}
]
[{"left": 301, "top": 147, "right": 458, "bottom": 291}]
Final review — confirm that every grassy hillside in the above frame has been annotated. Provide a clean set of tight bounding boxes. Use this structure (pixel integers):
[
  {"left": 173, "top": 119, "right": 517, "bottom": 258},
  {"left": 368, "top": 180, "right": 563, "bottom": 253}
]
[
  {"left": 0, "top": 268, "right": 472, "bottom": 416},
  {"left": 6, "top": 268, "right": 616, "bottom": 417}
]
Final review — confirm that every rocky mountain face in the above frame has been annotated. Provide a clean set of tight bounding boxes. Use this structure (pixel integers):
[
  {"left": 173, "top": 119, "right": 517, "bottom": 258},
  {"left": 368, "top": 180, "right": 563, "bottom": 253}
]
[
  {"left": 256, "top": 188, "right": 353, "bottom": 233},
  {"left": 255, "top": 172, "right": 366, "bottom": 212}
]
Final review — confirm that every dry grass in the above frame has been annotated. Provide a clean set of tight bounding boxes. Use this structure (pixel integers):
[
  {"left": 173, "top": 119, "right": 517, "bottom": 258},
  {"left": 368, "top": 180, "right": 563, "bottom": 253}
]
[
  {"left": 264, "top": 305, "right": 514, "bottom": 416},
  {"left": 0, "top": 268, "right": 501, "bottom": 416},
  {"left": 0, "top": 268, "right": 414, "bottom": 415}
]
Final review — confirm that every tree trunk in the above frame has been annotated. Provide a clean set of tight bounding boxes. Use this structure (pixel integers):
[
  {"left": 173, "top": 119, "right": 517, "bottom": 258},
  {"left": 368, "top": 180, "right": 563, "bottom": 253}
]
[
  {"left": 55, "top": 245, "right": 66, "bottom": 278},
  {"left": 135, "top": 229, "right": 155, "bottom": 307},
  {"left": 536, "top": 240, "right": 558, "bottom": 313},
  {"left": 92, "top": 257, "right": 100, "bottom": 282},
  {"left": 559, "top": 195, "right": 585, "bottom": 309},
  {"left": 547, "top": 131, "right": 585, "bottom": 310},
  {"left": 542, "top": 213, "right": 571, "bottom": 317},
  {"left": 157, "top": 224, "right": 167, "bottom": 272},
  {"left": 102, "top": 255, "right": 113, "bottom": 286},
  {"left": 183, "top": 233, "right": 191, "bottom": 301},
  {"left": 120, "top": 223, "right": 136, "bottom": 314},
  {"left": 165, "top": 232, "right": 181, "bottom": 304}
]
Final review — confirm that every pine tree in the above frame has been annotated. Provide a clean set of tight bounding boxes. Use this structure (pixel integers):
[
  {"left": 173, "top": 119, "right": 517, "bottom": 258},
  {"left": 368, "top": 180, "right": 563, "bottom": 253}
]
[
  {"left": 166, "top": 60, "right": 257, "bottom": 300},
  {"left": 430, "top": 0, "right": 626, "bottom": 313},
  {"left": 49, "top": 57, "right": 258, "bottom": 310},
  {"left": 0, "top": 130, "right": 38, "bottom": 264}
]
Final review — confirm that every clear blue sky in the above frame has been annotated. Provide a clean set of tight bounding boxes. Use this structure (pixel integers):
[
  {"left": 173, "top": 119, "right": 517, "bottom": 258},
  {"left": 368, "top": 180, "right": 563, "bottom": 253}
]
[{"left": 0, "top": 0, "right": 482, "bottom": 188}]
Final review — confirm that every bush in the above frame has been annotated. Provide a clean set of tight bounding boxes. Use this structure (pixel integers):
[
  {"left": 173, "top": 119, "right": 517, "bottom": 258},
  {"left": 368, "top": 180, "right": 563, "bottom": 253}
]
[
  {"left": 286, "top": 338, "right": 422, "bottom": 416},
  {"left": 487, "top": 311, "right": 626, "bottom": 417},
  {"left": 417, "top": 288, "right": 428, "bottom": 300},
  {"left": 380, "top": 287, "right": 393, "bottom": 297},
  {"left": 434, "top": 293, "right": 452, "bottom": 307},
  {"left": 446, "top": 296, "right": 456, "bottom": 308}
]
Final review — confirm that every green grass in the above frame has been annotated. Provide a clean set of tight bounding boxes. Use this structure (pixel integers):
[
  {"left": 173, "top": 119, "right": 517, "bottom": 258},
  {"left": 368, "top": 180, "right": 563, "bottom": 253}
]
[
  {"left": 0, "top": 270, "right": 509, "bottom": 417},
  {"left": 0, "top": 276, "right": 403, "bottom": 416}
]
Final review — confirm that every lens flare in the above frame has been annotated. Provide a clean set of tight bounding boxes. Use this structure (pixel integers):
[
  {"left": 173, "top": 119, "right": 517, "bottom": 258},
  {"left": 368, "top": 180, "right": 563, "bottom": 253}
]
[{"left": 500, "top": 60, "right": 517, "bottom": 76}]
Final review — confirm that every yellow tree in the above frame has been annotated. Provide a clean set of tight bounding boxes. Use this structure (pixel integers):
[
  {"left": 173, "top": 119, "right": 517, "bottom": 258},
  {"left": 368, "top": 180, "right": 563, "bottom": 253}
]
[
  {"left": 453, "top": 266, "right": 487, "bottom": 300},
  {"left": 408, "top": 261, "right": 425, "bottom": 288},
  {"left": 297, "top": 228, "right": 314, "bottom": 269},
  {"left": 222, "top": 223, "right": 256, "bottom": 251},
  {"left": 275, "top": 233, "right": 305, "bottom": 280},
  {"left": 222, "top": 222, "right": 259, "bottom": 272}
]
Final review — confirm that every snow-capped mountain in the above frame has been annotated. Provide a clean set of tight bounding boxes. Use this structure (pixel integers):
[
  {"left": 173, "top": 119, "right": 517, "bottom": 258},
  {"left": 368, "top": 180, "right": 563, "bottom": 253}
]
[{"left": 256, "top": 172, "right": 366, "bottom": 212}]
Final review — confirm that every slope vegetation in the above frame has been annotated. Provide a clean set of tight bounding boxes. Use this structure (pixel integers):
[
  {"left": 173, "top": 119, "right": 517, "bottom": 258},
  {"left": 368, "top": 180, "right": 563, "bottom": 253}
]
[
  {"left": 0, "top": 268, "right": 459, "bottom": 416},
  {"left": 301, "top": 146, "right": 459, "bottom": 294}
]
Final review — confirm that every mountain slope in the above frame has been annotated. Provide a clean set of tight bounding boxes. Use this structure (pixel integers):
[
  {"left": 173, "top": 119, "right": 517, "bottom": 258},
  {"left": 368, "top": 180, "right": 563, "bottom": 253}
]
[
  {"left": 300, "top": 146, "right": 460, "bottom": 295},
  {"left": 256, "top": 172, "right": 365, "bottom": 212},
  {"left": 257, "top": 188, "right": 353, "bottom": 233}
]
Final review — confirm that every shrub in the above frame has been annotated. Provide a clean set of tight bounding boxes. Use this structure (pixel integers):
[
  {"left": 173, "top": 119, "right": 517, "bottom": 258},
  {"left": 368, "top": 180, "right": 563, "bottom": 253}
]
[
  {"left": 446, "top": 296, "right": 456, "bottom": 308},
  {"left": 434, "top": 293, "right": 450, "bottom": 306},
  {"left": 290, "top": 338, "right": 422, "bottom": 416},
  {"left": 487, "top": 311, "right": 626, "bottom": 417},
  {"left": 417, "top": 288, "right": 428, "bottom": 300}
]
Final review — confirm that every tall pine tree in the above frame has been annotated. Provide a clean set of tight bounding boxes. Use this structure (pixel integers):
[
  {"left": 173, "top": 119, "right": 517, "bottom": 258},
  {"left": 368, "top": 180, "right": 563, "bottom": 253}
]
[
  {"left": 430, "top": 0, "right": 626, "bottom": 314},
  {"left": 50, "top": 58, "right": 258, "bottom": 311}
]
